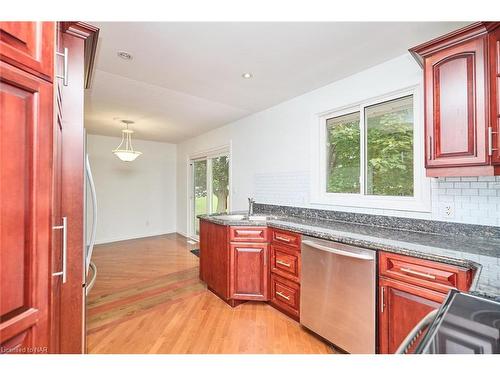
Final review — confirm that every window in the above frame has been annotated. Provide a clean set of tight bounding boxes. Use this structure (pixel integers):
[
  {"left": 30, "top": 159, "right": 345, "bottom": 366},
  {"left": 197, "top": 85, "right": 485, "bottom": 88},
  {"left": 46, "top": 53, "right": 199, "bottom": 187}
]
[{"left": 314, "top": 87, "right": 429, "bottom": 212}]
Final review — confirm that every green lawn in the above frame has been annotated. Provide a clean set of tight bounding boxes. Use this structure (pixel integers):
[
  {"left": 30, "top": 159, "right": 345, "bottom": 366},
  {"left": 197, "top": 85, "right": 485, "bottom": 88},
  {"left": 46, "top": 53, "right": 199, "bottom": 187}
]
[{"left": 195, "top": 195, "right": 219, "bottom": 216}]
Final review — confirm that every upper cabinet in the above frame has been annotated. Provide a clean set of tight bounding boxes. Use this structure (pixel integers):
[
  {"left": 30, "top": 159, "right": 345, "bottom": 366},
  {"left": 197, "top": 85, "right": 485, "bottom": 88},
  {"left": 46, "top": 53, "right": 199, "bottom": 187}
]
[
  {"left": 0, "top": 22, "right": 54, "bottom": 81},
  {"left": 410, "top": 22, "right": 500, "bottom": 177}
]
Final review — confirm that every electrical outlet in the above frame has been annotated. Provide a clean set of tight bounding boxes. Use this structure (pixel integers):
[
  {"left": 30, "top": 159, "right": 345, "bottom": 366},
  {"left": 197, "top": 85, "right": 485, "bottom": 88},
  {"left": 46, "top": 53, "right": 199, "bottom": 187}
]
[{"left": 439, "top": 202, "right": 455, "bottom": 218}]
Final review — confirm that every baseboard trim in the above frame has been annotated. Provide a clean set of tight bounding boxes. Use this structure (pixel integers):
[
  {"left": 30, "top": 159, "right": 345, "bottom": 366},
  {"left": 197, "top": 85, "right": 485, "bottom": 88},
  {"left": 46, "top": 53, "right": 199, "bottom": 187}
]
[{"left": 94, "top": 231, "right": 176, "bottom": 245}]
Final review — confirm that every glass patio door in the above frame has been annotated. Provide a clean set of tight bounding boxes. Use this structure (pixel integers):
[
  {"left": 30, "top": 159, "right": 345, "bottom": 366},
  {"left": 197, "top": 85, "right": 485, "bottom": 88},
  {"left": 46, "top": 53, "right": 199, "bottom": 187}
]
[{"left": 190, "top": 153, "right": 230, "bottom": 239}]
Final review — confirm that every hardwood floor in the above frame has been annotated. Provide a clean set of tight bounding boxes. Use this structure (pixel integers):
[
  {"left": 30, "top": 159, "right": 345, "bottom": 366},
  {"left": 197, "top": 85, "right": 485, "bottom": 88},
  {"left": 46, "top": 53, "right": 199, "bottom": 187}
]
[{"left": 86, "top": 233, "right": 334, "bottom": 354}]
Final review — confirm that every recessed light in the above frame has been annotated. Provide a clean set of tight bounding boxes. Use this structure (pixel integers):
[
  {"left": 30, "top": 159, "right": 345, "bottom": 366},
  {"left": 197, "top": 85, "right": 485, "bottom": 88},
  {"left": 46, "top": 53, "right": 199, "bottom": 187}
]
[
  {"left": 242, "top": 72, "right": 253, "bottom": 79},
  {"left": 117, "top": 51, "right": 133, "bottom": 60}
]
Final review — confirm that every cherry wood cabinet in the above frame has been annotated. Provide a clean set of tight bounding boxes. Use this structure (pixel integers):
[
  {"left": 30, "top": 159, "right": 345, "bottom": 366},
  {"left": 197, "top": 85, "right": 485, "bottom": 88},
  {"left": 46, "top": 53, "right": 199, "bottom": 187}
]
[
  {"left": 0, "top": 21, "right": 98, "bottom": 354},
  {"left": 268, "top": 228, "right": 301, "bottom": 321},
  {"left": 230, "top": 243, "right": 268, "bottom": 300},
  {"left": 379, "top": 252, "right": 473, "bottom": 294},
  {"left": 0, "top": 61, "right": 53, "bottom": 354},
  {"left": 378, "top": 277, "right": 445, "bottom": 354},
  {"left": 270, "top": 273, "right": 301, "bottom": 318},
  {"left": 0, "top": 22, "right": 54, "bottom": 81},
  {"left": 199, "top": 220, "right": 230, "bottom": 300},
  {"left": 378, "top": 251, "right": 474, "bottom": 354},
  {"left": 410, "top": 22, "right": 500, "bottom": 177},
  {"left": 199, "top": 220, "right": 269, "bottom": 305}
]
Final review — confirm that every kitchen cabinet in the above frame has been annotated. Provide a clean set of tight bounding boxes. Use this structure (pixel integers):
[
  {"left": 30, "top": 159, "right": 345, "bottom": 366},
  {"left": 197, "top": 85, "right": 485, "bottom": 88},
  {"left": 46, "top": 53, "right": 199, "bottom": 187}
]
[
  {"left": 0, "top": 22, "right": 54, "bottom": 81},
  {"left": 230, "top": 243, "right": 268, "bottom": 300},
  {"left": 199, "top": 220, "right": 230, "bottom": 300},
  {"left": 0, "top": 21, "right": 98, "bottom": 354},
  {"left": 269, "top": 228, "right": 302, "bottom": 321},
  {"left": 410, "top": 22, "right": 500, "bottom": 177},
  {"left": 378, "top": 251, "right": 474, "bottom": 354},
  {"left": 0, "top": 57, "right": 53, "bottom": 355},
  {"left": 199, "top": 220, "right": 269, "bottom": 305},
  {"left": 378, "top": 277, "right": 444, "bottom": 354}
]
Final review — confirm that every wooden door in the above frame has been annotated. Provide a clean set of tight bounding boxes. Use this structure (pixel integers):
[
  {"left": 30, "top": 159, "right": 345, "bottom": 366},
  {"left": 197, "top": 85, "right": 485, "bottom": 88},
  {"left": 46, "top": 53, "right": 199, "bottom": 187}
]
[
  {"left": 230, "top": 243, "right": 268, "bottom": 301},
  {"left": 0, "top": 22, "right": 54, "bottom": 81},
  {"left": 425, "top": 36, "right": 488, "bottom": 168},
  {"left": 0, "top": 61, "right": 53, "bottom": 354},
  {"left": 378, "top": 277, "right": 445, "bottom": 354}
]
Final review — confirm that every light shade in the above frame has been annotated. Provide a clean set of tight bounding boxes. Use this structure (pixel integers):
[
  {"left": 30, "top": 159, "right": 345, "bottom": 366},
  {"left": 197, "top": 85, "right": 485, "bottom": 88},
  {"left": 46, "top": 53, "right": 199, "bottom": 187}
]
[
  {"left": 112, "top": 121, "right": 142, "bottom": 162},
  {"left": 112, "top": 150, "right": 142, "bottom": 162}
]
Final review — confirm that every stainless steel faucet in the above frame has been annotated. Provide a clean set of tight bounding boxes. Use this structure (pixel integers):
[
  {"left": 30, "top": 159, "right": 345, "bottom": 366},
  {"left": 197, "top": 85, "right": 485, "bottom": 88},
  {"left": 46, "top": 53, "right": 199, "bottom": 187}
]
[{"left": 248, "top": 197, "right": 255, "bottom": 217}]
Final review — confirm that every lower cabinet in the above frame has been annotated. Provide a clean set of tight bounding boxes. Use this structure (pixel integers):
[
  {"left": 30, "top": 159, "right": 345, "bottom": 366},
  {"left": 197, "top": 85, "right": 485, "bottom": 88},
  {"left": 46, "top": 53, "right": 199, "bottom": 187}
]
[
  {"left": 378, "top": 251, "right": 474, "bottom": 354},
  {"left": 230, "top": 243, "right": 268, "bottom": 300},
  {"left": 378, "top": 277, "right": 445, "bottom": 354},
  {"left": 270, "top": 273, "right": 300, "bottom": 318},
  {"left": 199, "top": 220, "right": 270, "bottom": 304}
]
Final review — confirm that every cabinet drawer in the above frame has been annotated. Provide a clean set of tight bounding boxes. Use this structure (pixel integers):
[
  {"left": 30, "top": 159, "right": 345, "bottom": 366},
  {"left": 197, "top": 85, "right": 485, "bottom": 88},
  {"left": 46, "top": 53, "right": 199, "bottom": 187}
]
[
  {"left": 270, "top": 228, "right": 301, "bottom": 248},
  {"left": 229, "top": 226, "right": 268, "bottom": 242},
  {"left": 379, "top": 252, "right": 473, "bottom": 294},
  {"left": 270, "top": 244, "right": 300, "bottom": 283},
  {"left": 270, "top": 274, "right": 300, "bottom": 319}
]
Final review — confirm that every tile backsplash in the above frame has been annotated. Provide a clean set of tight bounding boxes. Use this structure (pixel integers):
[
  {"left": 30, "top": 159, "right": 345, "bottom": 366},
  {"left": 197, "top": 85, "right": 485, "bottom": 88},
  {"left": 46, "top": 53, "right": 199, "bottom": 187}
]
[
  {"left": 254, "top": 172, "right": 500, "bottom": 227},
  {"left": 431, "top": 176, "right": 500, "bottom": 226}
]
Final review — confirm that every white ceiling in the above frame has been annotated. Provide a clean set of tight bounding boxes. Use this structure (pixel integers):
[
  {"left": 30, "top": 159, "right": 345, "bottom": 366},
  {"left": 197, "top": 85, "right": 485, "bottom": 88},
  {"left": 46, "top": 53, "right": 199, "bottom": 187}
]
[{"left": 85, "top": 22, "right": 468, "bottom": 143}]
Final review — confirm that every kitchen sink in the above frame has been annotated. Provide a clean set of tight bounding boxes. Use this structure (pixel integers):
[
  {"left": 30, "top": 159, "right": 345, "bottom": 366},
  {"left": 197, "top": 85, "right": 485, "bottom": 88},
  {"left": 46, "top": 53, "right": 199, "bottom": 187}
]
[
  {"left": 214, "top": 214, "right": 246, "bottom": 221},
  {"left": 213, "top": 214, "right": 278, "bottom": 221}
]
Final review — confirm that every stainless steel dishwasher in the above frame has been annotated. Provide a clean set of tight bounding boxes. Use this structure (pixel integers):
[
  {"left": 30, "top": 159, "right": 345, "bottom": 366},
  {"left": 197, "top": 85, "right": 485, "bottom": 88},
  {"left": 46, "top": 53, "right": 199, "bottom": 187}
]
[{"left": 300, "top": 236, "right": 376, "bottom": 354}]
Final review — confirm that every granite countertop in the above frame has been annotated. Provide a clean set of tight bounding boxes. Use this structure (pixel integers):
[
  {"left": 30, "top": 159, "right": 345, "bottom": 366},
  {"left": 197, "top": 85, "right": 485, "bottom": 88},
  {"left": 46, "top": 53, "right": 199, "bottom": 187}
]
[{"left": 199, "top": 212, "right": 500, "bottom": 298}]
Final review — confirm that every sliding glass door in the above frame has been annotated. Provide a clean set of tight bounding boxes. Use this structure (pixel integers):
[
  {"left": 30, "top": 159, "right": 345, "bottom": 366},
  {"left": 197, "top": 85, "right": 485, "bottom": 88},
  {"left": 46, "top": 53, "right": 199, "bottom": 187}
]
[{"left": 190, "top": 152, "right": 230, "bottom": 239}]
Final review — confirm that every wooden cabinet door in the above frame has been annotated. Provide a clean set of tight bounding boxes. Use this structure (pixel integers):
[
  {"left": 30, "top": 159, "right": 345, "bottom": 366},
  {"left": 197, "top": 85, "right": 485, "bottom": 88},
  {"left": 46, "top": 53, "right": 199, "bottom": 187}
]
[
  {"left": 425, "top": 36, "right": 488, "bottom": 168},
  {"left": 0, "top": 62, "right": 53, "bottom": 354},
  {"left": 230, "top": 243, "right": 268, "bottom": 301},
  {"left": 0, "top": 22, "right": 54, "bottom": 81},
  {"left": 49, "top": 27, "right": 87, "bottom": 354},
  {"left": 378, "top": 277, "right": 445, "bottom": 354}
]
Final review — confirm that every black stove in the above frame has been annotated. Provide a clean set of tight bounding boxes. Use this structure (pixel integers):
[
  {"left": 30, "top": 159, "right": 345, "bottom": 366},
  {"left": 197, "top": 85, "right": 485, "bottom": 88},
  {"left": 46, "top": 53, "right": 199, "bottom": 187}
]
[{"left": 416, "top": 290, "right": 500, "bottom": 354}]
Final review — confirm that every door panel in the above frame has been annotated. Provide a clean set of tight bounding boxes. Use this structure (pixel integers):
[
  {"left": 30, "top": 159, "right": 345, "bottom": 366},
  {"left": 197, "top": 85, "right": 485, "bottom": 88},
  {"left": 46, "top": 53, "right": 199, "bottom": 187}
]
[
  {"left": 0, "top": 62, "right": 52, "bottom": 354},
  {"left": 230, "top": 243, "right": 268, "bottom": 301},
  {"left": 378, "top": 277, "right": 445, "bottom": 354},
  {"left": 425, "top": 36, "right": 488, "bottom": 167},
  {"left": 0, "top": 22, "right": 54, "bottom": 81}
]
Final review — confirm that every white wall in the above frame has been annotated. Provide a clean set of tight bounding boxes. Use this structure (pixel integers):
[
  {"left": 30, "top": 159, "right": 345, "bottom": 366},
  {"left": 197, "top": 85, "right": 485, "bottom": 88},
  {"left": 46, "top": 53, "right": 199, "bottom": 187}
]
[
  {"left": 176, "top": 54, "right": 500, "bottom": 235},
  {"left": 87, "top": 134, "right": 177, "bottom": 244}
]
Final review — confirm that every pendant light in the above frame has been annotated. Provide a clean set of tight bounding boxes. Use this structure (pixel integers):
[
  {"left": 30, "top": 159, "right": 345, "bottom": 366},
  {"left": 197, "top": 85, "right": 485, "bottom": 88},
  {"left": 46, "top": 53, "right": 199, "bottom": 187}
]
[{"left": 112, "top": 120, "right": 142, "bottom": 162}]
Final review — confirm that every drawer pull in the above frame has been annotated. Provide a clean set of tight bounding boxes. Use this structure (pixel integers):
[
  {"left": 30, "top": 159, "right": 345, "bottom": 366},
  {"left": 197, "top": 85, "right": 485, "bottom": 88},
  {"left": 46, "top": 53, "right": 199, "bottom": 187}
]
[
  {"left": 237, "top": 230, "right": 262, "bottom": 235},
  {"left": 401, "top": 267, "right": 436, "bottom": 280},
  {"left": 276, "top": 260, "right": 291, "bottom": 268},
  {"left": 275, "top": 235, "right": 291, "bottom": 243},
  {"left": 276, "top": 291, "right": 290, "bottom": 301}
]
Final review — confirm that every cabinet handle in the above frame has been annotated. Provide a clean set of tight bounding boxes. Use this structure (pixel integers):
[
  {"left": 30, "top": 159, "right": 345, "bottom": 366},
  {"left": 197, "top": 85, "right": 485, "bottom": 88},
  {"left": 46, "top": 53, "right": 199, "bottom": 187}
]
[
  {"left": 400, "top": 267, "right": 436, "bottom": 280},
  {"left": 276, "top": 260, "right": 291, "bottom": 268},
  {"left": 489, "top": 126, "right": 498, "bottom": 156},
  {"left": 276, "top": 291, "right": 290, "bottom": 301},
  {"left": 56, "top": 47, "right": 69, "bottom": 86},
  {"left": 275, "top": 235, "right": 291, "bottom": 243},
  {"left": 52, "top": 216, "right": 68, "bottom": 283},
  {"left": 380, "top": 286, "right": 385, "bottom": 313}
]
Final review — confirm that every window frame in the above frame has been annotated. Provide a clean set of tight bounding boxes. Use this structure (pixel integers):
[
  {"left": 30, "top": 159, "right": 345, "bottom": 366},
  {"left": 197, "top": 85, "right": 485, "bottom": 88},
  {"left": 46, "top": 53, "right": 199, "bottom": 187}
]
[{"left": 311, "top": 85, "right": 431, "bottom": 212}]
